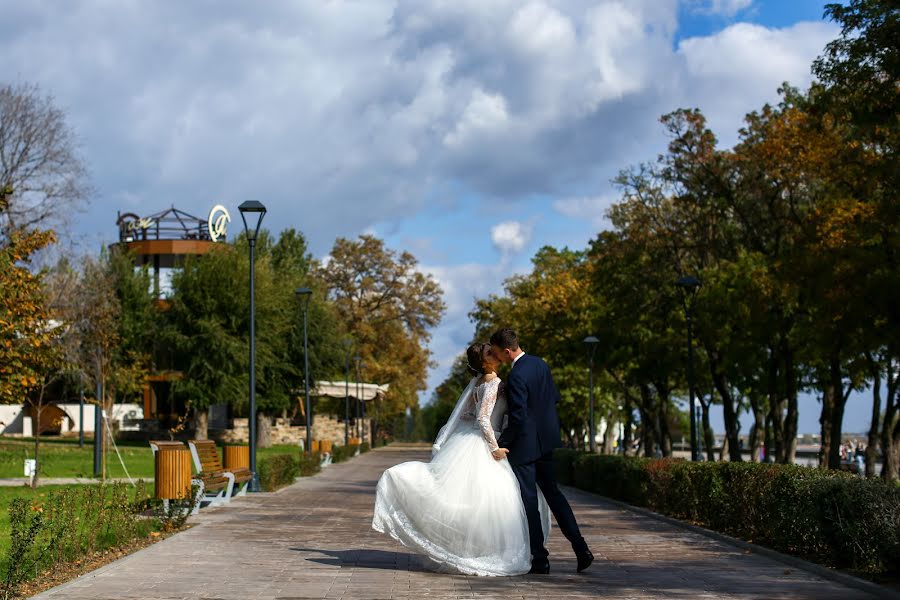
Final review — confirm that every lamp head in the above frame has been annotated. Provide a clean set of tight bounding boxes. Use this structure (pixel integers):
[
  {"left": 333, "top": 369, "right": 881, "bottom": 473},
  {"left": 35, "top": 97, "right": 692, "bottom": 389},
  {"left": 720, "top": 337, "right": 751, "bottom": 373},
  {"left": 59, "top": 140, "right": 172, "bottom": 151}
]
[
  {"left": 238, "top": 200, "right": 267, "bottom": 242},
  {"left": 675, "top": 276, "right": 701, "bottom": 290},
  {"left": 294, "top": 287, "right": 313, "bottom": 309}
]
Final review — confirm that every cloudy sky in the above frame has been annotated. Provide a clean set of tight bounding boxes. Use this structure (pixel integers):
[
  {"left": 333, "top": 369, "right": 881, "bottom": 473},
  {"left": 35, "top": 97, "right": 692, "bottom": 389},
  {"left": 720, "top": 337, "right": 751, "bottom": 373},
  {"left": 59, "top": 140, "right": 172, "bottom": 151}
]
[{"left": 3, "top": 0, "right": 864, "bottom": 434}]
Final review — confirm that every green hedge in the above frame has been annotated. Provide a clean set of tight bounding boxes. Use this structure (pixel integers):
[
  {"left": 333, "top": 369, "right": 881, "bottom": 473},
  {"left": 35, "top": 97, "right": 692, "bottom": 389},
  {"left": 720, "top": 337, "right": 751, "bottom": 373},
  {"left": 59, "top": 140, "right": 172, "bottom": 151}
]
[
  {"left": 258, "top": 454, "right": 300, "bottom": 492},
  {"left": 297, "top": 453, "right": 321, "bottom": 477},
  {"left": 3, "top": 482, "right": 157, "bottom": 598},
  {"left": 555, "top": 450, "right": 900, "bottom": 575}
]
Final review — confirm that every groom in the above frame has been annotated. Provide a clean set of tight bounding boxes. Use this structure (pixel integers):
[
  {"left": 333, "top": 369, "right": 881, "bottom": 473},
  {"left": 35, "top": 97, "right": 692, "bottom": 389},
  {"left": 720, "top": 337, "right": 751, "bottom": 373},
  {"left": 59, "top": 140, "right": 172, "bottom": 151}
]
[{"left": 490, "top": 328, "right": 594, "bottom": 575}]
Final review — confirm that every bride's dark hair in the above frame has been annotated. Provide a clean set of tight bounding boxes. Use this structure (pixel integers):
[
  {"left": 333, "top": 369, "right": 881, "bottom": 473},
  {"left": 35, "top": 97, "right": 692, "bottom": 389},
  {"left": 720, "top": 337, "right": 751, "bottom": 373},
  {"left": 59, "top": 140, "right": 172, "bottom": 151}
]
[{"left": 466, "top": 343, "right": 486, "bottom": 376}]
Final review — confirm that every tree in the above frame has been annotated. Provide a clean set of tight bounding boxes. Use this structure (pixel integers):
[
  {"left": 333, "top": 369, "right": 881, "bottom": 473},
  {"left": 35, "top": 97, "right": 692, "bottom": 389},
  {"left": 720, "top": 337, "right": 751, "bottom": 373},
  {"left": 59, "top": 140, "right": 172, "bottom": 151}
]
[
  {"left": 0, "top": 229, "right": 57, "bottom": 403},
  {"left": 813, "top": 0, "right": 900, "bottom": 480},
  {"left": 0, "top": 83, "right": 89, "bottom": 237},
  {"left": 318, "top": 235, "right": 445, "bottom": 439}
]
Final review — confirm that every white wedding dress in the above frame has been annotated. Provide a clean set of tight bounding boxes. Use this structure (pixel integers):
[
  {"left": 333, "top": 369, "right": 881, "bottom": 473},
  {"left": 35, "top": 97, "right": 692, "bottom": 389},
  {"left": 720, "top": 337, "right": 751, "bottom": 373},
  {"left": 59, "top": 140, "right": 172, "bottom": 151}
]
[{"left": 372, "top": 376, "right": 549, "bottom": 576}]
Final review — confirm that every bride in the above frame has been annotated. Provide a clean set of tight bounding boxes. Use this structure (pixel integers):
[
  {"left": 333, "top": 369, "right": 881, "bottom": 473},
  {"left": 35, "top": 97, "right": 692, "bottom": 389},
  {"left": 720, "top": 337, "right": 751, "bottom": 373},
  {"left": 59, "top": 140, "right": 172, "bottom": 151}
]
[{"left": 372, "top": 342, "right": 549, "bottom": 576}]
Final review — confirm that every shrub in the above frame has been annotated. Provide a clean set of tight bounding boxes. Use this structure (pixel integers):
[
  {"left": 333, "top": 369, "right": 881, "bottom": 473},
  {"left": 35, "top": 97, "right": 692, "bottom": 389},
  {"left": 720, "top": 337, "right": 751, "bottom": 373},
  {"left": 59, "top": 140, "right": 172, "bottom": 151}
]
[
  {"left": 258, "top": 454, "right": 299, "bottom": 492},
  {"left": 298, "top": 453, "right": 321, "bottom": 477},
  {"left": 359, "top": 442, "right": 370, "bottom": 453},
  {"left": 331, "top": 444, "right": 357, "bottom": 463},
  {"left": 556, "top": 451, "right": 900, "bottom": 575},
  {"left": 2, "top": 482, "right": 157, "bottom": 599}
]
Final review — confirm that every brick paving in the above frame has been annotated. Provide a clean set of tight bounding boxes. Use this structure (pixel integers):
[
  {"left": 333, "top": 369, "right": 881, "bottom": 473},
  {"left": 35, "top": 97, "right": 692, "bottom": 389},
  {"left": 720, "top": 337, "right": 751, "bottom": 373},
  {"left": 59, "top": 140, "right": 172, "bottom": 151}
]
[{"left": 34, "top": 447, "right": 877, "bottom": 600}]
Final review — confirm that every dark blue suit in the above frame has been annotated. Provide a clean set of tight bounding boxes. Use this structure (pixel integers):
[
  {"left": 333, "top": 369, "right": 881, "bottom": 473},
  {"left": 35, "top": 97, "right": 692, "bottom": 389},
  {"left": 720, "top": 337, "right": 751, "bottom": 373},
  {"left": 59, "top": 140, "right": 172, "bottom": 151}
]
[{"left": 498, "top": 354, "right": 588, "bottom": 564}]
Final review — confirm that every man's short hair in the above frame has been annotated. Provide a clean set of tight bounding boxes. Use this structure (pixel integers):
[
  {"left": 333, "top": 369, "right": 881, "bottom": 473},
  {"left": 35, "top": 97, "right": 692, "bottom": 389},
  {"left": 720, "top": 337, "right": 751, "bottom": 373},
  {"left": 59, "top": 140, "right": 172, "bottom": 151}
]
[{"left": 490, "top": 328, "right": 519, "bottom": 351}]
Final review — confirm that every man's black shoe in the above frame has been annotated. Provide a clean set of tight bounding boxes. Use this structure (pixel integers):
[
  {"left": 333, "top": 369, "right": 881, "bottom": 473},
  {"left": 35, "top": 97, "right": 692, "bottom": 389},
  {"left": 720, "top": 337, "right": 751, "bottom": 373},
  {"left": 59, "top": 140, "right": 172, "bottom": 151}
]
[
  {"left": 576, "top": 549, "right": 594, "bottom": 573},
  {"left": 528, "top": 560, "right": 550, "bottom": 574}
]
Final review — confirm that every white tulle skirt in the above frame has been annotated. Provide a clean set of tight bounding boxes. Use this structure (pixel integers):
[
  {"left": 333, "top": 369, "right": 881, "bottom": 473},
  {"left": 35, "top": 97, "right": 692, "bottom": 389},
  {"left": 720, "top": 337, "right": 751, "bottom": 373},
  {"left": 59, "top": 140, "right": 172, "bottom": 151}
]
[{"left": 372, "top": 428, "right": 549, "bottom": 576}]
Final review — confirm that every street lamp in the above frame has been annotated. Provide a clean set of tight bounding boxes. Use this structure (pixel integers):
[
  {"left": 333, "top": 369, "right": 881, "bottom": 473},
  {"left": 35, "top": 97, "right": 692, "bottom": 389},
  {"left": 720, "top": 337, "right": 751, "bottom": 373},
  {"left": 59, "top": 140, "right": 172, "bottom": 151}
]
[
  {"left": 342, "top": 339, "right": 353, "bottom": 446},
  {"left": 295, "top": 287, "right": 313, "bottom": 455},
  {"left": 239, "top": 200, "right": 267, "bottom": 492},
  {"left": 583, "top": 336, "right": 600, "bottom": 453},
  {"left": 676, "top": 275, "right": 701, "bottom": 462},
  {"left": 353, "top": 355, "right": 362, "bottom": 441}
]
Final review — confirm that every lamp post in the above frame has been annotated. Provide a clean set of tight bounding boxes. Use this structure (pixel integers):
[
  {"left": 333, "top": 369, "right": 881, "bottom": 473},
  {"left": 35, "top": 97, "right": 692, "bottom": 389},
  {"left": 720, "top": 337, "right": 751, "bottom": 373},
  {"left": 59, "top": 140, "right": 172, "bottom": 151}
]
[
  {"left": 342, "top": 339, "right": 353, "bottom": 446},
  {"left": 583, "top": 336, "right": 600, "bottom": 453},
  {"left": 295, "top": 287, "right": 313, "bottom": 455},
  {"left": 93, "top": 355, "right": 102, "bottom": 477},
  {"left": 353, "top": 355, "right": 362, "bottom": 440},
  {"left": 676, "top": 275, "right": 701, "bottom": 462},
  {"left": 358, "top": 361, "right": 367, "bottom": 443},
  {"left": 239, "top": 200, "right": 267, "bottom": 492}
]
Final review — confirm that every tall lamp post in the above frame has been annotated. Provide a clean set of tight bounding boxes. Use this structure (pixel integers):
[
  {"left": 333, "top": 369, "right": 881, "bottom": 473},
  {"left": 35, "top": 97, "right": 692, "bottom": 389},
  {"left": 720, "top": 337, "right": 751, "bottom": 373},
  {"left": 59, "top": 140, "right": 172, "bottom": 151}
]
[
  {"left": 583, "top": 336, "right": 600, "bottom": 453},
  {"left": 358, "top": 361, "right": 367, "bottom": 443},
  {"left": 239, "top": 200, "right": 267, "bottom": 492},
  {"left": 295, "top": 287, "right": 313, "bottom": 455},
  {"left": 342, "top": 339, "right": 353, "bottom": 446},
  {"left": 353, "top": 355, "right": 362, "bottom": 440},
  {"left": 676, "top": 275, "right": 701, "bottom": 462}
]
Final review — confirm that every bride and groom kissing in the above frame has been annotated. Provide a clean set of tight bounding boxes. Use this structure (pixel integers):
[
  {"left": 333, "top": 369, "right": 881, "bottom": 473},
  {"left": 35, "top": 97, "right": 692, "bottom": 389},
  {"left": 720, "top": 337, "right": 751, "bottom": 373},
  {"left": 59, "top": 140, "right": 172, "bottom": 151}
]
[{"left": 372, "top": 328, "right": 594, "bottom": 576}]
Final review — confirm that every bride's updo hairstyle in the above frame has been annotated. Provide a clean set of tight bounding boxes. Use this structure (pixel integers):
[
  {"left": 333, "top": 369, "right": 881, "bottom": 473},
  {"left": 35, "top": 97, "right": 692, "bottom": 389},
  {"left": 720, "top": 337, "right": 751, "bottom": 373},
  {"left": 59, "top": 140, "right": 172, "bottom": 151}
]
[{"left": 466, "top": 343, "right": 486, "bottom": 376}]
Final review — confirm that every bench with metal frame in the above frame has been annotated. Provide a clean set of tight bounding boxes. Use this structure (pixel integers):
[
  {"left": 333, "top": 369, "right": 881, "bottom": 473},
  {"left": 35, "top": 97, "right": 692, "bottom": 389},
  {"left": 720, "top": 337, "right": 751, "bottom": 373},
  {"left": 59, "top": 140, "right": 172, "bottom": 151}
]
[{"left": 188, "top": 440, "right": 253, "bottom": 500}]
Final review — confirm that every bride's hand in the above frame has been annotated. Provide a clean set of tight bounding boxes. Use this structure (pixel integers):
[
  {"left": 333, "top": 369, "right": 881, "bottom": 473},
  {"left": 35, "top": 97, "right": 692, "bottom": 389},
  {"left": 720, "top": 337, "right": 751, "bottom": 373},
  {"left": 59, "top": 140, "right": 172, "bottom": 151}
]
[{"left": 491, "top": 447, "right": 509, "bottom": 461}]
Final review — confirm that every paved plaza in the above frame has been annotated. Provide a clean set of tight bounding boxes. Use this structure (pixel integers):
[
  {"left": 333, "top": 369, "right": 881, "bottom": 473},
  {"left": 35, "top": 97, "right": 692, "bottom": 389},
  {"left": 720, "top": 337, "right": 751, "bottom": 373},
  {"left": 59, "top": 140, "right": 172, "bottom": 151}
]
[{"left": 35, "top": 447, "right": 880, "bottom": 600}]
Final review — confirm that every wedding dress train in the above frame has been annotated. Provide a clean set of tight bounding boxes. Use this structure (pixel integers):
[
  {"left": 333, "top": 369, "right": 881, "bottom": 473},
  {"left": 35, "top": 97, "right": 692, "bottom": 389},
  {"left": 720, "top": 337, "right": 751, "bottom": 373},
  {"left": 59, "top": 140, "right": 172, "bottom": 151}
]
[{"left": 372, "top": 376, "right": 549, "bottom": 576}]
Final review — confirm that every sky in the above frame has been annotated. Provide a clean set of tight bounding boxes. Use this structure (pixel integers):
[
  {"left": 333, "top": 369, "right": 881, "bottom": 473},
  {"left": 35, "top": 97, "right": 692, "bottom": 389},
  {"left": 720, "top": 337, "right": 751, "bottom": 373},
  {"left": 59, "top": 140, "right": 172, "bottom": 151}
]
[{"left": 1, "top": 0, "right": 868, "bottom": 435}]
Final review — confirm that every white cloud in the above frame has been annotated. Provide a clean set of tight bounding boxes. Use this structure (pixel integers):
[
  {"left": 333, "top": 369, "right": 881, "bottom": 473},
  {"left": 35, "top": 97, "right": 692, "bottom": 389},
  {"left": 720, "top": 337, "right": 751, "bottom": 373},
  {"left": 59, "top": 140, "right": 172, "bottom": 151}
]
[
  {"left": 490, "top": 221, "right": 532, "bottom": 255},
  {"left": 552, "top": 195, "right": 615, "bottom": 228},
  {"left": 0, "top": 1, "right": 841, "bottom": 404},
  {"left": 689, "top": 0, "right": 754, "bottom": 17}
]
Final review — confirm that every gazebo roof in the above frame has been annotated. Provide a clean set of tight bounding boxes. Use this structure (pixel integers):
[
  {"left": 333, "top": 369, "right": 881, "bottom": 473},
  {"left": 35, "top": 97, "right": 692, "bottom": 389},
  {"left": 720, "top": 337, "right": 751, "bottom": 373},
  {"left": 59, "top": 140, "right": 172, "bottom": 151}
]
[
  {"left": 117, "top": 206, "right": 212, "bottom": 243},
  {"left": 311, "top": 381, "right": 388, "bottom": 402}
]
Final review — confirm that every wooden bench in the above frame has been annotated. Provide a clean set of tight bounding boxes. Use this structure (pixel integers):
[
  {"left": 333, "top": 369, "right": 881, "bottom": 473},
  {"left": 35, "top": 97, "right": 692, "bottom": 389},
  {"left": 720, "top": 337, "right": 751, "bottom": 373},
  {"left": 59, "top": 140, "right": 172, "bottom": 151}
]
[
  {"left": 188, "top": 440, "right": 253, "bottom": 501},
  {"left": 148, "top": 440, "right": 205, "bottom": 514}
]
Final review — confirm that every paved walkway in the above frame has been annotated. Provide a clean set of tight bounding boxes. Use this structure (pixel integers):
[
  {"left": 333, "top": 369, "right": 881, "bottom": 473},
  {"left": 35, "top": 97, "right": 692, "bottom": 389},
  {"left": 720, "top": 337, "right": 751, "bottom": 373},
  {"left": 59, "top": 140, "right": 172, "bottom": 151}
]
[{"left": 34, "top": 447, "right": 878, "bottom": 600}]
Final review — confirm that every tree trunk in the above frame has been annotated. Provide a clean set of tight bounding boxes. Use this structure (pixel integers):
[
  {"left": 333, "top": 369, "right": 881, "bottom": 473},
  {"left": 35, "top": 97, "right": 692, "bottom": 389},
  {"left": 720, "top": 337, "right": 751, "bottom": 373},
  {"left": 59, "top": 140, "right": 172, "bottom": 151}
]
[
  {"left": 257, "top": 414, "right": 273, "bottom": 449},
  {"left": 865, "top": 355, "right": 881, "bottom": 478},
  {"left": 822, "top": 351, "right": 849, "bottom": 470},
  {"left": 783, "top": 342, "right": 799, "bottom": 463},
  {"left": 623, "top": 395, "right": 634, "bottom": 456},
  {"left": 700, "top": 396, "right": 715, "bottom": 462},
  {"left": 32, "top": 403, "right": 41, "bottom": 489},
  {"left": 708, "top": 350, "right": 742, "bottom": 462},
  {"left": 748, "top": 393, "right": 765, "bottom": 463},
  {"left": 194, "top": 408, "right": 209, "bottom": 441},
  {"left": 653, "top": 383, "right": 673, "bottom": 457},
  {"left": 601, "top": 415, "right": 616, "bottom": 455},
  {"left": 639, "top": 384, "right": 657, "bottom": 457},
  {"left": 882, "top": 358, "right": 899, "bottom": 481},
  {"left": 820, "top": 381, "right": 836, "bottom": 468},
  {"left": 767, "top": 346, "right": 786, "bottom": 462}
]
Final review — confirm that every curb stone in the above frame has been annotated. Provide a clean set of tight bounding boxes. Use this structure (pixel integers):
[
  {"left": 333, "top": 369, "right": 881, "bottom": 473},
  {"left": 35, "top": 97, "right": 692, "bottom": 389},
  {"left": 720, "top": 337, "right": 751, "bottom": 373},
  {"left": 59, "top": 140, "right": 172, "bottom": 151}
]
[{"left": 569, "top": 488, "right": 900, "bottom": 600}]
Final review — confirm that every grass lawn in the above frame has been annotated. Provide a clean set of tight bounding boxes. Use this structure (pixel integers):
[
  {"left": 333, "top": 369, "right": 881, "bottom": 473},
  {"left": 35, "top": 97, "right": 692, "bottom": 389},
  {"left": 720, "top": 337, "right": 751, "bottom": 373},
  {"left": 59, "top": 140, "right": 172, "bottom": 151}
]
[{"left": 0, "top": 437, "right": 307, "bottom": 480}]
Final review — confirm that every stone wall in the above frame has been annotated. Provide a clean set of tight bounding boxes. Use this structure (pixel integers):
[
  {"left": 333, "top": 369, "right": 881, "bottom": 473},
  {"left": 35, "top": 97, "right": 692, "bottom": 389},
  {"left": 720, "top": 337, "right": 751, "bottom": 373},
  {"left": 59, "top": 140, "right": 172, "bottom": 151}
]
[{"left": 211, "top": 415, "right": 370, "bottom": 447}]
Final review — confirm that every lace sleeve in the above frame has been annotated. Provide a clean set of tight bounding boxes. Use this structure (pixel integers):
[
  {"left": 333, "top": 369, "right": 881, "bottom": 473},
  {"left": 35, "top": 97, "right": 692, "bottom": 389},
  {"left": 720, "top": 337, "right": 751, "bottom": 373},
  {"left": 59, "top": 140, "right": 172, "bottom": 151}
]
[{"left": 477, "top": 381, "right": 500, "bottom": 451}]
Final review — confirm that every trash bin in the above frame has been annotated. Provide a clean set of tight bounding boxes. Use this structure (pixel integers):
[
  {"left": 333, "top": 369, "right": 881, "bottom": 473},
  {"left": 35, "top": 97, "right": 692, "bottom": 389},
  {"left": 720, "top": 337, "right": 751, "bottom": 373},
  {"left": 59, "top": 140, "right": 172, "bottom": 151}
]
[
  {"left": 155, "top": 447, "right": 192, "bottom": 500},
  {"left": 223, "top": 444, "right": 250, "bottom": 470}
]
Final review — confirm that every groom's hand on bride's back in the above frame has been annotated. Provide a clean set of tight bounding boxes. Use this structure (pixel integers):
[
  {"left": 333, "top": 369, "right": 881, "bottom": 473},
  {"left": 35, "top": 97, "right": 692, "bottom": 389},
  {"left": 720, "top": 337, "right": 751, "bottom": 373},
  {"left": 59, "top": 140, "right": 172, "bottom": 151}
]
[{"left": 492, "top": 447, "right": 509, "bottom": 461}]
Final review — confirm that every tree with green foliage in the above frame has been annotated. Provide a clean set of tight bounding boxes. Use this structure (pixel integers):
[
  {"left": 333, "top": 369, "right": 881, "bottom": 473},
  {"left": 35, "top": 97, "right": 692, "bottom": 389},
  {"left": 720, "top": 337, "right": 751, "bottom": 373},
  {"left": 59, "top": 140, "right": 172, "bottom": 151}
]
[{"left": 318, "top": 235, "right": 444, "bottom": 440}]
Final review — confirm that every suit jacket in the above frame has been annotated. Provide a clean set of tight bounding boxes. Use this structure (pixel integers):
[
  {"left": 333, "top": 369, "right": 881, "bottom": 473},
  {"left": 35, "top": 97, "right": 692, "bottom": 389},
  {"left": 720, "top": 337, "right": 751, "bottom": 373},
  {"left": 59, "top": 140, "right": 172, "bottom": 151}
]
[{"left": 497, "top": 354, "right": 563, "bottom": 465}]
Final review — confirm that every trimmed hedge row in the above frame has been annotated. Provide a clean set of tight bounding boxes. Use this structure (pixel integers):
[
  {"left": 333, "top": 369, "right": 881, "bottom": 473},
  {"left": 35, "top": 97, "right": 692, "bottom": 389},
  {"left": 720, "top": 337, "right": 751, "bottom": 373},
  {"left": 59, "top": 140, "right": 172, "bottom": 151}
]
[
  {"left": 258, "top": 454, "right": 301, "bottom": 491},
  {"left": 554, "top": 450, "right": 900, "bottom": 575},
  {"left": 258, "top": 443, "right": 373, "bottom": 491}
]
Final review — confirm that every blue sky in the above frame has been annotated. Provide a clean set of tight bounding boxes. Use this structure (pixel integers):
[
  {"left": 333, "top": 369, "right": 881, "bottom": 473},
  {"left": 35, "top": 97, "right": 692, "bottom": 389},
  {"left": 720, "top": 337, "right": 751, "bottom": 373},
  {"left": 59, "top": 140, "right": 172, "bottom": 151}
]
[{"left": 1, "top": 0, "right": 862, "bottom": 434}]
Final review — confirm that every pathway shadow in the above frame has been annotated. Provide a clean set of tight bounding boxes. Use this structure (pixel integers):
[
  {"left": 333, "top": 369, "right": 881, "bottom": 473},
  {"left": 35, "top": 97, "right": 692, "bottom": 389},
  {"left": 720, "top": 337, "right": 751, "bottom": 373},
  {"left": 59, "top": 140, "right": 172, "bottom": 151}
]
[{"left": 290, "top": 547, "right": 430, "bottom": 572}]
